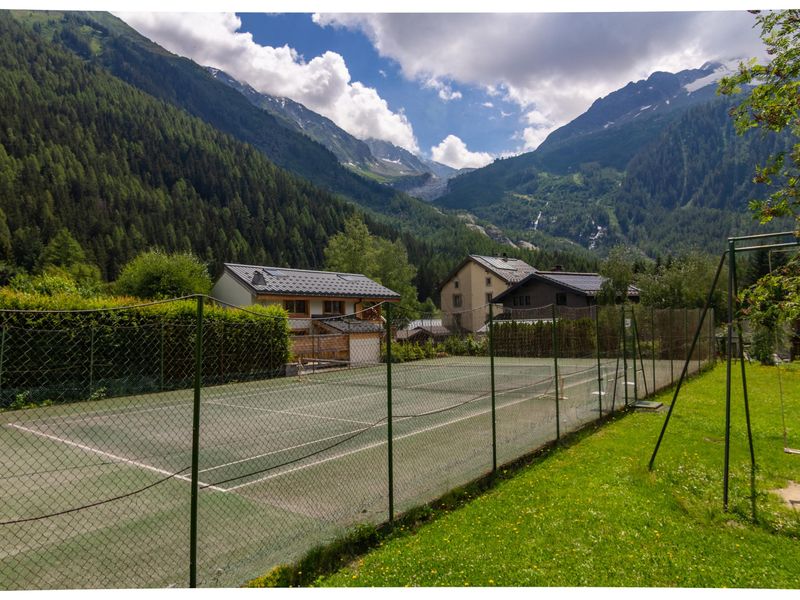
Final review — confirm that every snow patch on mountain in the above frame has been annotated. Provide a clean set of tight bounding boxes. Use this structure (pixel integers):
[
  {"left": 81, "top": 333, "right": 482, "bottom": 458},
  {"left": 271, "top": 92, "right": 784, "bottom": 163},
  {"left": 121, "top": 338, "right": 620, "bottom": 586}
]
[{"left": 683, "top": 60, "right": 739, "bottom": 93}]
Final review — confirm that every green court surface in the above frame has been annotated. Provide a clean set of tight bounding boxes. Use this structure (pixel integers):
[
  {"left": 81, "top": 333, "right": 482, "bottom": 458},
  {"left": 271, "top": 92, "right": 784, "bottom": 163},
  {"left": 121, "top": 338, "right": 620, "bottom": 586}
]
[{"left": 0, "top": 355, "right": 697, "bottom": 588}]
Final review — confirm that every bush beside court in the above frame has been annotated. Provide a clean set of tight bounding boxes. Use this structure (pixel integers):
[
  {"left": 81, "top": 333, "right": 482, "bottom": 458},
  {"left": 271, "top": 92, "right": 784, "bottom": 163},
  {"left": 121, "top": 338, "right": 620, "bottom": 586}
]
[
  {"left": 0, "top": 290, "right": 290, "bottom": 409},
  {"left": 314, "top": 362, "right": 800, "bottom": 588}
]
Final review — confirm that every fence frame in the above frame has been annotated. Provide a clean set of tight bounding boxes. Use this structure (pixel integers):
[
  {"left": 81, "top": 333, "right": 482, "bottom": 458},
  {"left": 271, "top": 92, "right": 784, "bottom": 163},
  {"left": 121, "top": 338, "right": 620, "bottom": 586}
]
[{"left": 0, "top": 296, "right": 717, "bottom": 589}]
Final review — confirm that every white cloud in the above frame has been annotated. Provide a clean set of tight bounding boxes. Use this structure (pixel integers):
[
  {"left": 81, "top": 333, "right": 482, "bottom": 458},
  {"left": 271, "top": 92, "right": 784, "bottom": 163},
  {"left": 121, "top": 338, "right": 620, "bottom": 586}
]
[
  {"left": 115, "top": 12, "right": 419, "bottom": 153},
  {"left": 431, "top": 135, "right": 493, "bottom": 169},
  {"left": 423, "top": 77, "right": 463, "bottom": 102},
  {"left": 314, "top": 12, "right": 765, "bottom": 150},
  {"left": 482, "top": 101, "right": 494, "bottom": 108}
]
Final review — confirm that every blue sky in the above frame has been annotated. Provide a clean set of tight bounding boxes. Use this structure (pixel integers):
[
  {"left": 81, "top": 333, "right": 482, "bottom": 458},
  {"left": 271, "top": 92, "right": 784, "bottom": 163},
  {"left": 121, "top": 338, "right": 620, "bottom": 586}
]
[
  {"left": 235, "top": 13, "right": 522, "bottom": 159},
  {"left": 116, "top": 11, "right": 765, "bottom": 168}
]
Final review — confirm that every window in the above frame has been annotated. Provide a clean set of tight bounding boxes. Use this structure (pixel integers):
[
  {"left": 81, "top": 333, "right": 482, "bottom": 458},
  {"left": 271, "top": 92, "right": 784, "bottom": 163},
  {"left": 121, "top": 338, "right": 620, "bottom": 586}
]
[
  {"left": 512, "top": 296, "right": 518, "bottom": 307},
  {"left": 283, "top": 299, "right": 307, "bottom": 315},
  {"left": 486, "top": 293, "right": 493, "bottom": 304},
  {"left": 453, "top": 294, "right": 463, "bottom": 308},
  {"left": 454, "top": 280, "right": 460, "bottom": 289},
  {"left": 525, "top": 295, "right": 531, "bottom": 306},
  {"left": 324, "top": 300, "right": 344, "bottom": 315},
  {"left": 556, "top": 293, "right": 567, "bottom": 306},
  {"left": 486, "top": 277, "right": 492, "bottom": 286}
]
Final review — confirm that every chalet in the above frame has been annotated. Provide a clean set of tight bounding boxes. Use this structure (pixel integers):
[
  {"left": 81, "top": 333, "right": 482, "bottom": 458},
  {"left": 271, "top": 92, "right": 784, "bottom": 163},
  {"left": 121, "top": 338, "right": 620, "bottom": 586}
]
[
  {"left": 439, "top": 254, "right": 537, "bottom": 333},
  {"left": 492, "top": 268, "right": 640, "bottom": 311},
  {"left": 212, "top": 263, "right": 400, "bottom": 364}
]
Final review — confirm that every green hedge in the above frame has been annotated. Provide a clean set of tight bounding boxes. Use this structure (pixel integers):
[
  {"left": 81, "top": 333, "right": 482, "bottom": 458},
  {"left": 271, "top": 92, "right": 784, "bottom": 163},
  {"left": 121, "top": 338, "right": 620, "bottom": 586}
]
[
  {"left": 492, "top": 318, "right": 597, "bottom": 358},
  {"left": 382, "top": 335, "right": 488, "bottom": 363},
  {"left": 0, "top": 290, "right": 289, "bottom": 409}
]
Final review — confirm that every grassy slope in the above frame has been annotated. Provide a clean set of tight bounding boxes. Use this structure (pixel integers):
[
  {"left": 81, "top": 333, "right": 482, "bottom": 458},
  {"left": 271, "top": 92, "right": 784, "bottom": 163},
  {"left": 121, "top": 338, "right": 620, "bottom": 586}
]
[{"left": 318, "top": 363, "right": 800, "bottom": 587}]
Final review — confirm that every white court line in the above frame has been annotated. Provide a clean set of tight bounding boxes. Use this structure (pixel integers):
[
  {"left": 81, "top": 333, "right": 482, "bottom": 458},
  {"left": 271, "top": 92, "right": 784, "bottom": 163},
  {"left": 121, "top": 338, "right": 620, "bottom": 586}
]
[
  {"left": 206, "top": 400, "right": 373, "bottom": 426},
  {"left": 7, "top": 423, "right": 227, "bottom": 493},
  {"left": 204, "top": 369, "right": 473, "bottom": 413},
  {"left": 198, "top": 426, "right": 367, "bottom": 475},
  {"left": 11, "top": 401, "right": 192, "bottom": 427},
  {"left": 223, "top": 377, "right": 572, "bottom": 492}
]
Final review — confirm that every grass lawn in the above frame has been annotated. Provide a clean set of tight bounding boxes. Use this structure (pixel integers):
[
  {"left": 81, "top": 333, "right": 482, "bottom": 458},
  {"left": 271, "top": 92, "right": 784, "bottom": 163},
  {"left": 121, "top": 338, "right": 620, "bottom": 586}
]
[{"left": 315, "top": 362, "right": 800, "bottom": 587}]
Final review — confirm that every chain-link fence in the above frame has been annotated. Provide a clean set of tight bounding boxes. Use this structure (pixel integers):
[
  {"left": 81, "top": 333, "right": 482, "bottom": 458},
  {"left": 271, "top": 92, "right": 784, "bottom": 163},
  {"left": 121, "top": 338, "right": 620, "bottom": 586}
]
[{"left": 0, "top": 297, "right": 714, "bottom": 589}]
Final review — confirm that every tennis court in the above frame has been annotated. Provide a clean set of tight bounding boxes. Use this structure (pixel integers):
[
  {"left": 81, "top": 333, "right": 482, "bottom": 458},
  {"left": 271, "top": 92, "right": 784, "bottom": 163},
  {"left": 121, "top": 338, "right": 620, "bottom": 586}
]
[
  {"left": 0, "top": 283, "right": 714, "bottom": 592},
  {"left": 1, "top": 354, "right": 649, "bottom": 588}
]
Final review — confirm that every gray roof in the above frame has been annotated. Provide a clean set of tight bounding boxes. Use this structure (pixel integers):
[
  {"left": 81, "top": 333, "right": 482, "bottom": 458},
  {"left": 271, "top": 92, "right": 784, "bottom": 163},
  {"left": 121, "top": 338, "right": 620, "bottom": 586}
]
[
  {"left": 537, "top": 271, "right": 607, "bottom": 296},
  {"left": 494, "top": 270, "right": 639, "bottom": 301},
  {"left": 317, "top": 317, "right": 384, "bottom": 334},
  {"left": 223, "top": 263, "right": 400, "bottom": 299},
  {"left": 469, "top": 255, "right": 538, "bottom": 283},
  {"left": 439, "top": 254, "right": 537, "bottom": 291}
]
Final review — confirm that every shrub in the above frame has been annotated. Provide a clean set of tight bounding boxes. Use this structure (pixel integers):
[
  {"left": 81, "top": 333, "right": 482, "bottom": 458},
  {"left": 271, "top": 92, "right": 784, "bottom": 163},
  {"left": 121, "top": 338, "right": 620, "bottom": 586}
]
[
  {"left": 0, "top": 290, "right": 289, "bottom": 409},
  {"left": 750, "top": 325, "right": 776, "bottom": 365},
  {"left": 114, "top": 250, "right": 212, "bottom": 299}
]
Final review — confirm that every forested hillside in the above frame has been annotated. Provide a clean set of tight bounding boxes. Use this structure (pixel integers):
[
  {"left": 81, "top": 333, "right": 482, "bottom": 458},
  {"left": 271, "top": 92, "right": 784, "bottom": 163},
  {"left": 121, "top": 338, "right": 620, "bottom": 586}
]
[
  {"left": 438, "top": 92, "right": 794, "bottom": 255},
  {"left": 0, "top": 11, "right": 601, "bottom": 302},
  {"left": 0, "top": 13, "right": 358, "bottom": 279}
]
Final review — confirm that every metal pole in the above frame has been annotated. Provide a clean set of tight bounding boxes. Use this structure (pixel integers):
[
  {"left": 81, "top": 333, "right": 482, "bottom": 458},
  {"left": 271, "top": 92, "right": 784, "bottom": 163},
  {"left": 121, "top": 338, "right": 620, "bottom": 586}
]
[
  {"left": 0, "top": 325, "right": 7, "bottom": 398},
  {"left": 685, "top": 308, "right": 689, "bottom": 372},
  {"left": 594, "top": 305, "right": 603, "bottom": 418},
  {"left": 386, "top": 303, "right": 394, "bottom": 522},
  {"left": 697, "top": 309, "right": 702, "bottom": 372},
  {"left": 489, "top": 303, "right": 497, "bottom": 473},
  {"left": 732, "top": 251, "right": 757, "bottom": 519},
  {"left": 189, "top": 295, "right": 203, "bottom": 588},
  {"left": 622, "top": 305, "right": 629, "bottom": 407},
  {"left": 89, "top": 324, "right": 95, "bottom": 395},
  {"left": 724, "top": 242, "right": 735, "bottom": 511},
  {"left": 631, "top": 308, "right": 638, "bottom": 403},
  {"left": 649, "top": 252, "right": 726, "bottom": 471},
  {"left": 669, "top": 309, "right": 674, "bottom": 384},
  {"left": 552, "top": 304, "right": 560, "bottom": 441},
  {"left": 160, "top": 321, "right": 165, "bottom": 391},
  {"left": 632, "top": 309, "right": 649, "bottom": 397},
  {"left": 651, "top": 307, "right": 657, "bottom": 392}
]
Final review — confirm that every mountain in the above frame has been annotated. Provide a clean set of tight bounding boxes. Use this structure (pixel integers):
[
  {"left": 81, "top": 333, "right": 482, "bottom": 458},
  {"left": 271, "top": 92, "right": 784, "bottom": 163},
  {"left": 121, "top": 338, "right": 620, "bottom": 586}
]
[
  {"left": 206, "top": 68, "right": 386, "bottom": 175},
  {"left": 208, "top": 66, "right": 464, "bottom": 199},
  {"left": 207, "top": 67, "right": 448, "bottom": 180},
  {"left": 1, "top": 10, "right": 601, "bottom": 302},
  {"left": 0, "top": 11, "right": 358, "bottom": 279},
  {"left": 435, "top": 62, "right": 791, "bottom": 256},
  {"left": 535, "top": 61, "right": 732, "bottom": 172}
]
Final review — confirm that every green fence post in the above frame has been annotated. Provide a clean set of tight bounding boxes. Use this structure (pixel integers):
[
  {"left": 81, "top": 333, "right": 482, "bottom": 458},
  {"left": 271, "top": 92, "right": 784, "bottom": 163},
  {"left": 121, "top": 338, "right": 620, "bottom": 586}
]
[
  {"left": 651, "top": 307, "right": 656, "bottom": 392},
  {"left": 632, "top": 309, "right": 648, "bottom": 398},
  {"left": 594, "top": 305, "right": 603, "bottom": 418},
  {"left": 489, "top": 303, "right": 497, "bottom": 473},
  {"left": 668, "top": 309, "right": 674, "bottom": 384},
  {"left": 89, "top": 324, "right": 95, "bottom": 395},
  {"left": 724, "top": 242, "right": 734, "bottom": 511},
  {"left": 684, "top": 307, "right": 689, "bottom": 368},
  {"left": 160, "top": 321, "right": 165, "bottom": 391},
  {"left": 189, "top": 295, "right": 204, "bottom": 588},
  {"left": 386, "top": 303, "right": 394, "bottom": 522},
  {"left": 0, "top": 325, "right": 6, "bottom": 398},
  {"left": 622, "top": 305, "right": 629, "bottom": 407},
  {"left": 697, "top": 309, "right": 702, "bottom": 372},
  {"left": 552, "top": 304, "right": 560, "bottom": 441}
]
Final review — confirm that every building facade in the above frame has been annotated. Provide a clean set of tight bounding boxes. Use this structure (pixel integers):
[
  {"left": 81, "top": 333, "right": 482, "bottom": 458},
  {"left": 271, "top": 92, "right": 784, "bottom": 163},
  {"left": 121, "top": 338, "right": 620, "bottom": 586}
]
[
  {"left": 212, "top": 263, "right": 400, "bottom": 363},
  {"left": 492, "top": 269, "right": 640, "bottom": 312},
  {"left": 438, "top": 255, "right": 537, "bottom": 333}
]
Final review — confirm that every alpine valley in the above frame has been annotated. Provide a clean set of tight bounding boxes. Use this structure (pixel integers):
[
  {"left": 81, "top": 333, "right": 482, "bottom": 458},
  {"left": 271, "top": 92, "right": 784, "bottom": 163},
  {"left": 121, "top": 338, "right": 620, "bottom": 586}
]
[{"left": 0, "top": 10, "right": 791, "bottom": 302}]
